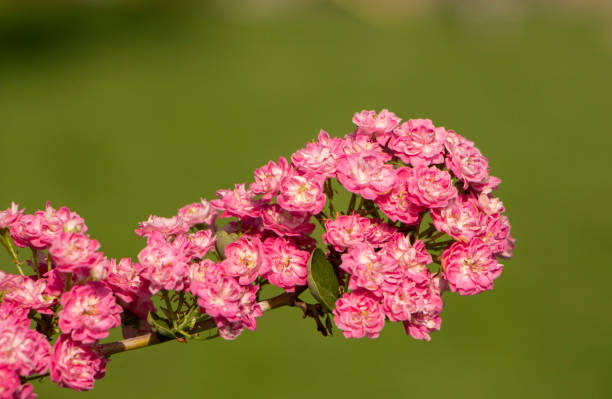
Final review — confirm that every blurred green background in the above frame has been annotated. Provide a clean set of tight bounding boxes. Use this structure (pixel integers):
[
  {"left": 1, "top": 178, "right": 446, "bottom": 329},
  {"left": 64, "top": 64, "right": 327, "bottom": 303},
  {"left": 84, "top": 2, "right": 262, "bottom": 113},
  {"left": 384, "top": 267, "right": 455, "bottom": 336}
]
[{"left": 1, "top": 1, "right": 611, "bottom": 398}]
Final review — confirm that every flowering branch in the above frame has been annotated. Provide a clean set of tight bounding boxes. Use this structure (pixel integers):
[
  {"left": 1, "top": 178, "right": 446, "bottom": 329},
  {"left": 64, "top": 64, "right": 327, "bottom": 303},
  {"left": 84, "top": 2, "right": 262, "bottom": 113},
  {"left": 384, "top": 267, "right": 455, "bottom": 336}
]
[{"left": 0, "top": 109, "right": 515, "bottom": 397}]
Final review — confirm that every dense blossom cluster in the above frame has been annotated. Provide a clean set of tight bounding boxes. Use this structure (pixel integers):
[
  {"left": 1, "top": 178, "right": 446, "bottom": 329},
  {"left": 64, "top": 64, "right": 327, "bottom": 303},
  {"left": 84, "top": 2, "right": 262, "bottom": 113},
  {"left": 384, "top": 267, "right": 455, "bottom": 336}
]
[{"left": 0, "top": 109, "right": 513, "bottom": 396}]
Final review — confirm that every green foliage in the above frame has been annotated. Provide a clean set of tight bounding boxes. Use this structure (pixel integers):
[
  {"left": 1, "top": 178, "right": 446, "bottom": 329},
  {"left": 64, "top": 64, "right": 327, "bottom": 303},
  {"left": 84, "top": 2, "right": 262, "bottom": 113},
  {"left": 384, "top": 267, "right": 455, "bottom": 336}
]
[{"left": 307, "top": 248, "right": 339, "bottom": 313}]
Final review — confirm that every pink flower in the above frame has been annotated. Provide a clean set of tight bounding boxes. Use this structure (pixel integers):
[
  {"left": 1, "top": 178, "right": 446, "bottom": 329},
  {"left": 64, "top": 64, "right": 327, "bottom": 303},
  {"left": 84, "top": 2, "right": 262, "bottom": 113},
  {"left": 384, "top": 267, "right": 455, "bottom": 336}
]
[
  {"left": 49, "top": 232, "right": 102, "bottom": 274},
  {"left": 401, "top": 276, "right": 444, "bottom": 341},
  {"left": 0, "top": 320, "right": 51, "bottom": 377},
  {"left": 406, "top": 165, "right": 457, "bottom": 208},
  {"left": 43, "top": 204, "right": 88, "bottom": 235},
  {"left": 105, "top": 258, "right": 149, "bottom": 304},
  {"left": 210, "top": 184, "right": 262, "bottom": 219},
  {"left": 375, "top": 167, "right": 425, "bottom": 225},
  {"left": 138, "top": 231, "right": 191, "bottom": 293},
  {"left": 382, "top": 233, "right": 432, "bottom": 285},
  {"left": 445, "top": 130, "right": 489, "bottom": 187},
  {"left": 291, "top": 131, "right": 338, "bottom": 178},
  {"left": 277, "top": 172, "right": 326, "bottom": 214},
  {"left": 336, "top": 151, "right": 397, "bottom": 200},
  {"left": 178, "top": 199, "right": 217, "bottom": 226},
  {"left": 0, "top": 274, "right": 55, "bottom": 315},
  {"left": 261, "top": 237, "right": 309, "bottom": 291},
  {"left": 9, "top": 214, "right": 46, "bottom": 249},
  {"left": 0, "top": 301, "right": 29, "bottom": 327},
  {"left": 0, "top": 367, "right": 21, "bottom": 399},
  {"left": 12, "top": 384, "right": 36, "bottom": 399},
  {"left": 50, "top": 335, "right": 107, "bottom": 391},
  {"left": 430, "top": 195, "right": 486, "bottom": 242},
  {"left": 237, "top": 284, "right": 262, "bottom": 330},
  {"left": 365, "top": 220, "right": 397, "bottom": 247},
  {"left": 333, "top": 290, "right": 385, "bottom": 338},
  {"left": 442, "top": 239, "right": 503, "bottom": 295},
  {"left": 472, "top": 175, "right": 501, "bottom": 194},
  {"left": 58, "top": 282, "right": 122, "bottom": 344},
  {"left": 481, "top": 215, "right": 513, "bottom": 256},
  {"left": 250, "top": 157, "right": 290, "bottom": 200},
  {"left": 477, "top": 192, "right": 505, "bottom": 215},
  {"left": 341, "top": 134, "right": 385, "bottom": 156},
  {"left": 222, "top": 235, "right": 265, "bottom": 285},
  {"left": 196, "top": 274, "right": 243, "bottom": 322},
  {"left": 352, "top": 109, "right": 401, "bottom": 144},
  {"left": 0, "top": 203, "right": 23, "bottom": 229},
  {"left": 134, "top": 215, "right": 189, "bottom": 237},
  {"left": 382, "top": 280, "right": 421, "bottom": 322},
  {"left": 322, "top": 214, "right": 371, "bottom": 251},
  {"left": 341, "top": 243, "right": 401, "bottom": 296},
  {"left": 187, "top": 230, "right": 216, "bottom": 259},
  {"left": 189, "top": 259, "right": 224, "bottom": 297},
  {"left": 215, "top": 318, "right": 243, "bottom": 340},
  {"left": 260, "top": 204, "right": 315, "bottom": 237},
  {"left": 388, "top": 119, "right": 447, "bottom": 166}
]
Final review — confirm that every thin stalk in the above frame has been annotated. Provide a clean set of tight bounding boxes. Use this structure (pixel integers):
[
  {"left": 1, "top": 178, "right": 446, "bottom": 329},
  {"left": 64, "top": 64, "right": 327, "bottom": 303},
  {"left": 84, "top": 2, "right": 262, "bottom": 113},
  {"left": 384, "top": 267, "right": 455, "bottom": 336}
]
[{"left": 1, "top": 230, "right": 24, "bottom": 275}]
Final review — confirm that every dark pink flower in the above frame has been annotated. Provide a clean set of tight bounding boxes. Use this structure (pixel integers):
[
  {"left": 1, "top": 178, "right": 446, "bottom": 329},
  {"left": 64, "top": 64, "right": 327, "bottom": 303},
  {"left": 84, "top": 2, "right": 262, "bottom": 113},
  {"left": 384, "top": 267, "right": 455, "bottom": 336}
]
[
  {"left": 50, "top": 335, "right": 107, "bottom": 391},
  {"left": 388, "top": 119, "right": 447, "bottom": 166},
  {"left": 442, "top": 239, "right": 503, "bottom": 295},
  {"left": 58, "top": 282, "right": 122, "bottom": 344},
  {"left": 262, "top": 237, "right": 309, "bottom": 291},
  {"left": 333, "top": 290, "right": 385, "bottom": 338}
]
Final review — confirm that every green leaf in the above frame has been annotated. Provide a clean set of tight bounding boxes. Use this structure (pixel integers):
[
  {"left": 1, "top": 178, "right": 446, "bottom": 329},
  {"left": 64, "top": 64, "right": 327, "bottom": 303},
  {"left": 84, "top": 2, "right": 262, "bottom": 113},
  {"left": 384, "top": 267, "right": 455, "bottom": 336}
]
[
  {"left": 215, "top": 231, "right": 239, "bottom": 260},
  {"left": 325, "top": 314, "right": 333, "bottom": 335},
  {"left": 147, "top": 312, "right": 176, "bottom": 338},
  {"left": 307, "top": 248, "right": 340, "bottom": 313}
]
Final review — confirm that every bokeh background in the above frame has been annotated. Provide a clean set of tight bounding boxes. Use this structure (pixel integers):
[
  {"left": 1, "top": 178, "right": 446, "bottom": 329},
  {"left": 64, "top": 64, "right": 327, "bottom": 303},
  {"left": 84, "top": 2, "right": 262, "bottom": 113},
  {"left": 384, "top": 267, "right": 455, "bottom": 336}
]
[{"left": 1, "top": 0, "right": 611, "bottom": 398}]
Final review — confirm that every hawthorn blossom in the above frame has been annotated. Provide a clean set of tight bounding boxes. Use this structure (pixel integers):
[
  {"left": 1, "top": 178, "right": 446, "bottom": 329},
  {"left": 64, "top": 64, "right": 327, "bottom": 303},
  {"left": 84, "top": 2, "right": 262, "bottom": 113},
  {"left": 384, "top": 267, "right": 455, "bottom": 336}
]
[
  {"left": 134, "top": 215, "right": 189, "bottom": 237},
  {"left": 442, "top": 239, "right": 503, "bottom": 295},
  {"left": 482, "top": 215, "right": 514, "bottom": 256},
  {"left": 445, "top": 130, "right": 490, "bottom": 187},
  {"left": 0, "top": 301, "right": 29, "bottom": 327},
  {"left": 382, "top": 233, "right": 432, "bottom": 285},
  {"left": 58, "top": 281, "right": 122, "bottom": 344},
  {"left": 178, "top": 199, "right": 217, "bottom": 226},
  {"left": 401, "top": 276, "right": 444, "bottom": 341},
  {"left": 365, "top": 220, "right": 397, "bottom": 247},
  {"left": 336, "top": 151, "right": 396, "bottom": 200},
  {"left": 0, "top": 367, "right": 21, "bottom": 399},
  {"left": 187, "top": 229, "right": 216, "bottom": 259},
  {"left": 291, "top": 132, "right": 338, "bottom": 178},
  {"left": 9, "top": 214, "right": 46, "bottom": 249},
  {"left": 388, "top": 119, "right": 447, "bottom": 166},
  {"left": 333, "top": 290, "right": 385, "bottom": 338},
  {"left": 406, "top": 165, "right": 457, "bottom": 208},
  {"left": 0, "top": 203, "right": 23, "bottom": 229},
  {"left": 49, "top": 232, "right": 102, "bottom": 274},
  {"left": 260, "top": 204, "right": 315, "bottom": 237},
  {"left": 222, "top": 235, "right": 265, "bottom": 285},
  {"left": 105, "top": 258, "right": 149, "bottom": 304},
  {"left": 50, "top": 335, "right": 107, "bottom": 391},
  {"left": 277, "top": 172, "right": 326, "bottom": 214},
  {"left": 322, "top": 214, "right": 371, "bottom": 251},
  {"left": 250, "top": 157, "right": 290, "bottom": 200},
  {"left": 376, "top": 167, "right": 425, "bottom": 225},
  {"left": 138, "top": 231, "right": 191, "bottom": 293},
  {"left": 0, "top": 274, "right": 55, "bottom": 315},
  {"left": 430, "top": 195, "right": 487, "bottom": 242},
  {"left": 352, "top": 109, "right": 401, "bottom": 144},
  {"left": 210, "top": 184, "right": 262, "bottom": 218},
  {"left": 262, "top": 236, "right": 309, "bottom": 291},
  {"left": 0, "top": 320, "right": 51, "bottom": 377},
  {"left": 341, "top": 243, "right": 401, "bottom": 296}
]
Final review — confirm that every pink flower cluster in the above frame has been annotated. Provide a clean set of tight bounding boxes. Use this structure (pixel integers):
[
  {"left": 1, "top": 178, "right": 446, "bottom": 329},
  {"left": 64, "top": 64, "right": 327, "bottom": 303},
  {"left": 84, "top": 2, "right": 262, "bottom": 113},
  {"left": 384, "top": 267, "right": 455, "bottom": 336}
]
[
  {"left": 0, "top": 108, "right": 514, "bottom": 395},
  {"left": 0, "top": 203, "right": 152, "bottom": 394}
]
